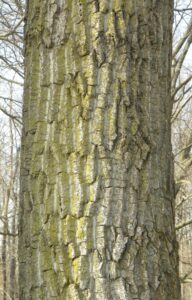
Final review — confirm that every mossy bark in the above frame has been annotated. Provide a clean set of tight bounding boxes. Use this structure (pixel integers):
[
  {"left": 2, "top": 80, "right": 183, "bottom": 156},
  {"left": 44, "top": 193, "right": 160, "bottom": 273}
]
[{"left": 19, "top": 0, "right": 180, "bottom": 299}]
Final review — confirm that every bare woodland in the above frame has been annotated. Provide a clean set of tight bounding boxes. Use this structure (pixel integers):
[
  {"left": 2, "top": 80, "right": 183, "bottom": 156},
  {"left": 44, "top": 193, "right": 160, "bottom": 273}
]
[{"left": 0, "top": 0, "right": 192, "bottom": 299}]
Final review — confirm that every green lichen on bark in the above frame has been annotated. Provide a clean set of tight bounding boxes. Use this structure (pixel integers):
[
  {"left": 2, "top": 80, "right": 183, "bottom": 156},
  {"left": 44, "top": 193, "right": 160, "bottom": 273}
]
[{"left": 19, "top": 0, "right": 180, "bottom": 299}]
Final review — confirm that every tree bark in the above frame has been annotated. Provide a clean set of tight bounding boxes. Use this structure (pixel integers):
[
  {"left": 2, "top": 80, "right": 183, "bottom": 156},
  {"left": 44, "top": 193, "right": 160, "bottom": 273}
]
[{"left": 19, "top": 0, "right": 181, "bottom": 299}]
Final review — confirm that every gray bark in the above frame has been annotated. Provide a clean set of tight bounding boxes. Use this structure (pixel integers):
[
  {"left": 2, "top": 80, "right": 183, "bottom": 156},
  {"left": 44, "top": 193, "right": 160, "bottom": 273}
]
[{"left": 19, "top": 1, "right": 180, "bottom": 299}]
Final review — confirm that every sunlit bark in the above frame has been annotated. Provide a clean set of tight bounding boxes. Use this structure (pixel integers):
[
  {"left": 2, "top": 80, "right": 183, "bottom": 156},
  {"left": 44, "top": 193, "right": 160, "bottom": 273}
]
[{"left": 19, "top": 1, "right": 180, "bottom": 299}]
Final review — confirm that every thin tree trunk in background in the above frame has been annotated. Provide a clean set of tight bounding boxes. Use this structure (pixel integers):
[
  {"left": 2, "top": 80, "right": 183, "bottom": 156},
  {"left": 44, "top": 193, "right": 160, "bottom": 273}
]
[
  {"left": 10, "top": 237, "right": 16, "bottom": 300},
  {"left": 2, "top": 190, "right": 9, "bottom": 300},
  {"left": 180, "top": 238, "right": 192, "bottom": 300},
  {"left": 2, "top": 99, "right": 14, "bottom": 300},
  {"left": 10, "top": 194, "right": 18, "bottom": 300},
  {"left": 19, "top": 1, "right": 181, "bottom": 299}
]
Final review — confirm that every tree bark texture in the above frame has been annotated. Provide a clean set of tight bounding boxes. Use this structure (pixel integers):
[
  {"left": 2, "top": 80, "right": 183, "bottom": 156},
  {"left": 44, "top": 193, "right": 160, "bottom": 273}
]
[{"left": 19, "top": 0, "right": 180, "bottom": 299}]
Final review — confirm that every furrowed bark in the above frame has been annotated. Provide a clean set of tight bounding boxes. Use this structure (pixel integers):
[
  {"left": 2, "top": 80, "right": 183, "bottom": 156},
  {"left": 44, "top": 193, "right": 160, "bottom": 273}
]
[{"left": 19, "top": 1, "right": 180, "bottom": 299}]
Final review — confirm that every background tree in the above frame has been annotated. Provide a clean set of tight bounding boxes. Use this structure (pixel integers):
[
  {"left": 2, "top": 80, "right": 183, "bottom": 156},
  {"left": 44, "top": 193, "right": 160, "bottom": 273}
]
[
  {"left": 19, "top": 1, "right": 180, "bottom": 299},
  {"left": 0, "top": 0, "right": 24, "bottom": 299},
  {"left": 172, "top": 1, "right": 192, "bottom": 298}
]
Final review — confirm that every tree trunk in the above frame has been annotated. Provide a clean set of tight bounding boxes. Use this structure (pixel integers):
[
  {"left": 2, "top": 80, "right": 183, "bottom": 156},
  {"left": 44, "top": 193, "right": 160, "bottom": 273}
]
[
  {"left": 10, "top": 194, "right": 18, "bottom": 300},
  {"left": 19, "top": 1, "right": 180, "bottom": 299},
  {"left": 2, "top": 189, "right": 9, "bottom": 300}
]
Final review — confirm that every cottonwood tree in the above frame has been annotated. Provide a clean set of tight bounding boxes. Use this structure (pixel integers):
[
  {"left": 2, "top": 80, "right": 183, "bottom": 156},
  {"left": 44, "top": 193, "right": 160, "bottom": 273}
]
[{"left": 19, "top": 1, "right": 181, "bottom": 299}]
